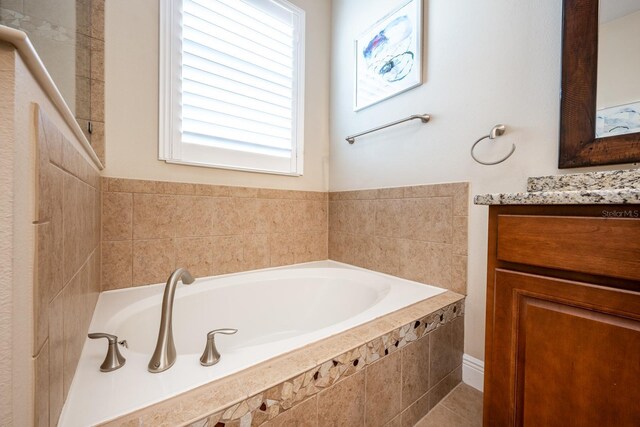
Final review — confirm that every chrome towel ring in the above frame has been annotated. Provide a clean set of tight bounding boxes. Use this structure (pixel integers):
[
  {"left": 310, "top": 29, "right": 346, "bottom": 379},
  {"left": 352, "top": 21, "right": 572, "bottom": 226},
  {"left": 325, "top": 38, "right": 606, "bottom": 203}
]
[{"left": 471, "top": 124, "right": 515, "bottom": 165}]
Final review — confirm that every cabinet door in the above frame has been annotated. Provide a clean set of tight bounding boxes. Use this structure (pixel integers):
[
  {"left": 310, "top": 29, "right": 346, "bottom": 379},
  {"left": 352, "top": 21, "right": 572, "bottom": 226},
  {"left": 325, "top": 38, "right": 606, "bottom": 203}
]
[{"left": 484, "top": 269, "right": 640, "bottom": 427}]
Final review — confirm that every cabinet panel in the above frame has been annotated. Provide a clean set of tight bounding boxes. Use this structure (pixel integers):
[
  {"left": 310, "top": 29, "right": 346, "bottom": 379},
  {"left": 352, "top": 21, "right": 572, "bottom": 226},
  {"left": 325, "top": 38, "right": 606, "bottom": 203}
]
[
  {"left": 496, "top": 215, "right": 640, "bottom": 281},
  {"left": 484, "top": 269, "right": 640, "bottom": 426}
]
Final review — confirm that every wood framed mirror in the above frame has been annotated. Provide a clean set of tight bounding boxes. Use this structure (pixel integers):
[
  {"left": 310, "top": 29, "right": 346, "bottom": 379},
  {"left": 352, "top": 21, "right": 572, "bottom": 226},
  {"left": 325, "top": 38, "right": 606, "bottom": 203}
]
[{"left": 559, "top": 0, "right": 640, "bottom": 168}]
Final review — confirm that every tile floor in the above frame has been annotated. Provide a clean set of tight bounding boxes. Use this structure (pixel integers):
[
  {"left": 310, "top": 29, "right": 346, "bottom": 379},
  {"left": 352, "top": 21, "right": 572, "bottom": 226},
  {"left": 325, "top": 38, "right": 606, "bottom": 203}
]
[{"left": 415, "top": 383, "right": 483, "bottom": 427}]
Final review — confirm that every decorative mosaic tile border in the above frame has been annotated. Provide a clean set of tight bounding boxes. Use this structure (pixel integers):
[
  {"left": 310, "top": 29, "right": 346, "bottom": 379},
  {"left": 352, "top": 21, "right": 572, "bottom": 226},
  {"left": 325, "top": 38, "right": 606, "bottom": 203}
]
[{"left": 188, "top": 300, "right": 464, "bottom": 427}]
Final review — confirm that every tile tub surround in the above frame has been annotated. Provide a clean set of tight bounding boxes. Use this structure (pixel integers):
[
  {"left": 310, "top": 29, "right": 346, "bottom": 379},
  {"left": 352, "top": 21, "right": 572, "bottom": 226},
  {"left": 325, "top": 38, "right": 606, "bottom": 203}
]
[
  {"left": 329, "top": 183, "right": 469, "bottom": 295},
  {"left": 33, "top": 105, "right": 101, "bottom": 426},
  {"left": 100, "top": 293, "right": 465, "bottom": 426},
  {"left": 101, "top": 178, "right": 328, "bottom": 290}
]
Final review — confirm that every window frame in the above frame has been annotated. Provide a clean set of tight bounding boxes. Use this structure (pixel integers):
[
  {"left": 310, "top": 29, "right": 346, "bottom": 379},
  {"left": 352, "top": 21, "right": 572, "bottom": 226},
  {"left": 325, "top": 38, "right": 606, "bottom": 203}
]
[{"left": 159, "top": 0, "right": 306, "bottom": 176}]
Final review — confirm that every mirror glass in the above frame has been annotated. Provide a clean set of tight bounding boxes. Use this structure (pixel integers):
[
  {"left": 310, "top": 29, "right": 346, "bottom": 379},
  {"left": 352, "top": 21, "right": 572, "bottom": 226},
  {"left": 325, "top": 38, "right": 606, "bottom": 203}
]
[{"left": 596, "top": 0, "right": 640, "bottom": 138}]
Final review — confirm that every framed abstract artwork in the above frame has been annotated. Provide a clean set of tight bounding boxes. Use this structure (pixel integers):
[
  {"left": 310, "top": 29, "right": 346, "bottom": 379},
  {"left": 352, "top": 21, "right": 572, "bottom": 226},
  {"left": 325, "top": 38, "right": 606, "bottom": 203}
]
[
  {"left": 595, "top": 101, "right": 640, "bottom": 138},
  {"left": 354, "top": 0, "right": 423, "bottom": 111}
]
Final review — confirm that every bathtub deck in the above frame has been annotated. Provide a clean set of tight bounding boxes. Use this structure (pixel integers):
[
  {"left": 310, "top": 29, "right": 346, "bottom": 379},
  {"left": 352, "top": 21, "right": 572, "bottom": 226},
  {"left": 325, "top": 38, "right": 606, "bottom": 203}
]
[{"left": 99, "top": 290, "right": 465, "bottom": 426}]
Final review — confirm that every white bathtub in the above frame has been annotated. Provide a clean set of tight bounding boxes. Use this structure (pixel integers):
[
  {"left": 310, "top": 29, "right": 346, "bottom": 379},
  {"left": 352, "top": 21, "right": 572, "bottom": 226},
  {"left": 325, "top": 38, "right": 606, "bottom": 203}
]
[{"left": 60, "top": 261, "right": 445, "bottom": 426}]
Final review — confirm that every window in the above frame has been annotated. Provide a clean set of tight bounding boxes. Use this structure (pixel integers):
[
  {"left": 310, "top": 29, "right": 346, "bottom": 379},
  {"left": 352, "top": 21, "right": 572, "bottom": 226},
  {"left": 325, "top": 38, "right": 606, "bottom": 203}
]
[{"left": 159, "top": 0, "right": 305, "bottom": 175}]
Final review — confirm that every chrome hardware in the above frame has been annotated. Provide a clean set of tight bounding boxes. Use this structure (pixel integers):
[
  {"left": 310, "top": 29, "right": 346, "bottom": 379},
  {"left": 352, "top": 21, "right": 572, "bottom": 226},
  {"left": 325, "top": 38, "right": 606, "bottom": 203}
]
[
  {"left": 148, "top": 268, "right": 195, "bottom": 373},
  {"left": 346, "top": 114, "right": 431, "bottom": 144},
  {"left": 199, "top": 328, "right": 238, "bottom": 367},
  {"left": 88, "top": 332, "right": 126, "bottom": 372},
  {"left": 470, "top": 124, "right": 515, "bottom": 165}
]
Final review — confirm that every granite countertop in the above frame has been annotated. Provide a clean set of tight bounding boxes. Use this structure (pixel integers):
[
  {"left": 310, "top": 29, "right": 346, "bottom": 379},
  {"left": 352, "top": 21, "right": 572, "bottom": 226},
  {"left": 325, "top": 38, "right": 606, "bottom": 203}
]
[{"left": 474, "top": 169, "right": 640, "bottom": 205}]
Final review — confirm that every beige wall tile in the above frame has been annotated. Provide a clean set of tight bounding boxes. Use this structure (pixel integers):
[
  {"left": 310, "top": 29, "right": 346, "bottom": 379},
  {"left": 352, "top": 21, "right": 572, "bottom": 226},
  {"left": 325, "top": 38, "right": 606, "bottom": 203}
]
[
  {"left": 101, "top": 240, "right": 132, "bottom": 290},
  {"left": 90, "top": 121, "right": 105, "bottom": 165},
  {"left": 300, "top": 200, "right": 328, "bottom": 232},
  {"left": 175, "top": 196, "right": 212, "bottom": 238},
  {"left": 451, "top": 256, "right": 467, "bottom": 295},
  {"left": 340, "top": 200, "right": 375, "bottom": 235},
  {"left": 40, "top": 113, "right": 63, "bottom": 167},
  {"left": 133, "top": 193, "right": 176, "bottom": 239},
  {"left": 243, "top": 234, "right": 269, "bottom": 271},
  {"left": 318, "top": 370, "right": 365, "bottom": 427},
  {"left": 295, "top": 232, "right": 328, "bottom": 263},
  {"left": 399, "top": 241, "right": 452, "bottom": 288},
  {"left": 49, "top": 293, "right": 64, "bottom": 425},
  {"left": 210, "top": 198, "right": 239, "bottom": 236},
  {"left": 156, "top": 181, "right": 197, "bottom": 195},
  {"left": 429, "top": 317, "right": 464, "bottom": 387},
  {"left": 377, "top": 187, "right": 404, "bottom": 199},
  {"left": 230, "top": 186, "right": 258, "bottom": 198},
  {"left": 235, "top": 198, "right": 258, "bottom": 234},
  {"left": 62, "top": 272, "right": 85, "bottom": 398},
  {"left": 175, "top": 238, "right": 211, "bottom": 278},
  {"left": 90, "top": 79, "right": 104, "bottom": 122},
  {"left": 132, "top": 239, "right": 176, "bottom": 286},
  {"left": 108, "top": 178, "right": 156, "bottom": 193},
  {"left": 35, "top": 340, "right": 49, "bottom": 427},
  {"left": 402, "top": 336, "right": 430, "bottom": 410},
  {"left": 452, "top": 183, "right": 469, "bottom": 216},
  {"left": 63, "top": 173, "right": 81, "bottom": 284},
  {"left": 90, "top": 37, "right": 104, "bottom": 82},
  {"left": 452, "top": 216, "right": 467, "bottom": 256},
  {"left": 35, "top": 222, "right": 52, "bottom": 354},
  {"left": 75, "top": 76, "right": 90, "bottom": 120},
  {"left": 365, "top": 350, "right": 402, "bottom": 427},
  {"left": 376, "top": 198, "right": 452, "bottom": 243},
  {"left": 76, "top": 33, "right": 91, "bottom": 78},
  {"left": 369, "top": 237, "right": 401, "bottom": 276},
  {"left": 269, "top": 233, "right": 296, "bottom": 267},
  {"left": 90, "top": 0, "right": 105, "bottom": 40},
  {"left": 211, "top": 236, "right": 243, "bottom": 275},
  {"left": 102, "top": 192, "right": 132, "bottom": 241},
  {"left": 265, "top": 396, "right": 318, "bottom": 427}
]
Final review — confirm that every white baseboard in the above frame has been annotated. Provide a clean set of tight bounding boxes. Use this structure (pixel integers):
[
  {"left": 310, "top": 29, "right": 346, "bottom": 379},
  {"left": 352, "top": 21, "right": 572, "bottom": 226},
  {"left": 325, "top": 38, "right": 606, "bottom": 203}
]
[{"left": 462, "top": 354, "right": 484, "bottom": 392}]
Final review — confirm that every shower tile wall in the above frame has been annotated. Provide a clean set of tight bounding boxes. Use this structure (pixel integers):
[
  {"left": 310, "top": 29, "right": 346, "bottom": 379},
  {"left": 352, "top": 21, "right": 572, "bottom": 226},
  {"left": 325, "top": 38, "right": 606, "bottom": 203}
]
[
  {"left": 329, "top": 183, "right": 469, "bottom": 294},
  {"left": 75, "top": 0, "right": 105, "bottom": 164},
  {"left": 33, "top": 106, "right": 101, "bottom": 426},
  {"left": 101, "top": 178, "right": 329, "bottom": 290},
  {"left": 0, "top": 0, "right": 106, "bottom": 164}
]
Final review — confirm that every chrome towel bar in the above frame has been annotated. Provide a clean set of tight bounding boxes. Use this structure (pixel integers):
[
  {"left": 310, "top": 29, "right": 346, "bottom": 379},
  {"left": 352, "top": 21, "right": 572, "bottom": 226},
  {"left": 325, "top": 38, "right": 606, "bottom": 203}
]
[{"left": 346, "top": 114, "right": 431, "bottom": 144}]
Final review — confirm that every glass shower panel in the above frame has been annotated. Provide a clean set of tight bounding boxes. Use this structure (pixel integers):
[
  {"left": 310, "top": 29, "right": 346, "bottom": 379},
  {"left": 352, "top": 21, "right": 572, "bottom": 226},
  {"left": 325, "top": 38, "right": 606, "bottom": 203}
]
[{"left": 0, "top": 0, "right": 84, "bottom": 115}]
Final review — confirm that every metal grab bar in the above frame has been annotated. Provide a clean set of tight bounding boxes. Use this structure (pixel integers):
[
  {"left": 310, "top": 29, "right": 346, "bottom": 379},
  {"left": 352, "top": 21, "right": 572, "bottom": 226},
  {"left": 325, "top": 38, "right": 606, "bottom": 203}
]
[{"left": 346, "top": 114, "right": 431, "bottom": 144}]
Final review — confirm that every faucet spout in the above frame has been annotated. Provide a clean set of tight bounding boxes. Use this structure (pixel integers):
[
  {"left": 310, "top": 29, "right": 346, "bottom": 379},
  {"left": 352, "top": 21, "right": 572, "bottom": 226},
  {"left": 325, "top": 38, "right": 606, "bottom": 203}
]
[{"left": 148, "top": 268, "right": 195, "bottom": 373}]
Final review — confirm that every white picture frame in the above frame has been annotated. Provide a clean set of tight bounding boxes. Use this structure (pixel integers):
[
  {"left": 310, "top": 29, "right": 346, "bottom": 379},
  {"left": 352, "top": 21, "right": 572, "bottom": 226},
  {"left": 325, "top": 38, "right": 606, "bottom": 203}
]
[{"left": 354, "top": 0, "right": 423, "bottom": 111}]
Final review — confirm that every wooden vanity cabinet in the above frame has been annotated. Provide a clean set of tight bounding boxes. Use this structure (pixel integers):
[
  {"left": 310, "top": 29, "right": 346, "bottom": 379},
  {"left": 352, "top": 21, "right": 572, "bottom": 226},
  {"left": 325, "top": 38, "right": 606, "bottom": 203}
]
[{"left": 483, "top": 205, "right": 640, "bottom": 426}]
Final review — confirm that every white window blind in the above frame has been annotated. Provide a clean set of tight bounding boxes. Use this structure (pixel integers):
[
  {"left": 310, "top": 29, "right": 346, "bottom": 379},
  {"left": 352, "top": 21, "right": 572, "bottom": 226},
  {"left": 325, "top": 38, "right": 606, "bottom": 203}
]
[{"left": 159, "top": 0, "right": 305, "bottom": 175}]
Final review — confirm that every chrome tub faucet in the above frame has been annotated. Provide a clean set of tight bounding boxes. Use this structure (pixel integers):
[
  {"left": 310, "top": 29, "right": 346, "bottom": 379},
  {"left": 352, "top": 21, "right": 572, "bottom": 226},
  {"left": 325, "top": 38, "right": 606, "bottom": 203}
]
[{"left": 148, "top": 268, "right": 195, "bottom": 373}]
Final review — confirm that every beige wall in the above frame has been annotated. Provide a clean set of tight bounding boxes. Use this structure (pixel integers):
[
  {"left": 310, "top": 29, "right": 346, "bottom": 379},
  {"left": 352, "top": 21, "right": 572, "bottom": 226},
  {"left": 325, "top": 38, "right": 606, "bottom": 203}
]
[
  {"left": 597, "top": 11, "right": 640, "bottom": 109},
  {"left": 103, "top": 0, "right": 331, "bottom": 191},
  {"left": 329, "top": 0, "right": 637, "bottom": 361}
]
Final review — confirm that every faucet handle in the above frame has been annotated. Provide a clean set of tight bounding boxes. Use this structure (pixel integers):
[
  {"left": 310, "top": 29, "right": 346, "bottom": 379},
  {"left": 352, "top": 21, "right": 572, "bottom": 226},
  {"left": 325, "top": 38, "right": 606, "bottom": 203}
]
[
  {"left": 88, "top": 332, "right": 126, "bottom": 372},
  {"left": 200, "top": 328, "right": 237, "bottom": 367}
]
